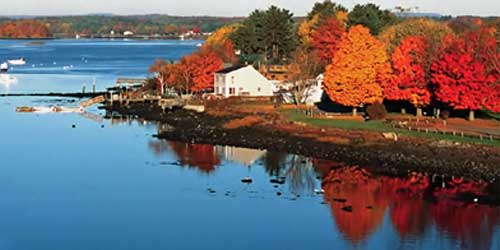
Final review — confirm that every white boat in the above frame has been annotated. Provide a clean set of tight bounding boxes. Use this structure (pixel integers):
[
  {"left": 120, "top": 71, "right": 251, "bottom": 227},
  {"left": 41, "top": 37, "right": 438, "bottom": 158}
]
[
  {"left": 8, "top": 58, "right": 26, "bottom": 66},
  {"left": 1, "top": 62, "right": 8, "bottom": 73},
  {"left": 196, "top": 43, "right": 203, "bottom": 47}
]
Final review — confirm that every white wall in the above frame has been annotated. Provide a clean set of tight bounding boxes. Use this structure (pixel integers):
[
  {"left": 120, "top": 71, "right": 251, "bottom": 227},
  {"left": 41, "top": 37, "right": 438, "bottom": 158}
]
[{"left": 214, "top": 66, "right": 273, "bottom": 97}]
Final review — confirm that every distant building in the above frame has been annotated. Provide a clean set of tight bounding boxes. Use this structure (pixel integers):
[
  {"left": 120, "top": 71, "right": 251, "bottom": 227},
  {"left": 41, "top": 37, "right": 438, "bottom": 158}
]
[
  {"left": 123, "top": 31, "right": 134, "bottom": 36},
  {"left": 110, "top": 30, "right": 115, "bottom": 35},
  {"left": 301, "top": 74, "right": 324, "bottom": 105},
  {"left": 259, "top": 64, "right": 291, "bottom": 82},
  {"left": 214, "top": 65, "right": 274, "bottom": 97}
]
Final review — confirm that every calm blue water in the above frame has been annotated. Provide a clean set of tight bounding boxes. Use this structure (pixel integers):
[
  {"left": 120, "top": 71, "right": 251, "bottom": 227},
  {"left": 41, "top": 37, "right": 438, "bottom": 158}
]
[
  {"left": 0, "top": 40, "right": 499, "bottom": 250},
  {"left": 0, "top": 39, "right": 199, "bottom": 93}
]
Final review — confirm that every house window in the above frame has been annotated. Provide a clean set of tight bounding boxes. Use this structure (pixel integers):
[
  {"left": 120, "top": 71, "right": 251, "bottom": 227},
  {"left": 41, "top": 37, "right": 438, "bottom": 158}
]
[
  {"left": 229, "top": 88, "right": 235, "bottom": 95},
  {"left": 257, "top": 87, "right": 261, "bottom": 92},
  {"left": 239, "top": 87, "right": 243, "bottom": 91}
]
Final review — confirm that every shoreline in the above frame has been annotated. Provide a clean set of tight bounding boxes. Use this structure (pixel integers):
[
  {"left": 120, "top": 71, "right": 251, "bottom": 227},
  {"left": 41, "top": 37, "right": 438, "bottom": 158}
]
[{"left": 105, "top": 102, "right": 500, "bottom": 184}]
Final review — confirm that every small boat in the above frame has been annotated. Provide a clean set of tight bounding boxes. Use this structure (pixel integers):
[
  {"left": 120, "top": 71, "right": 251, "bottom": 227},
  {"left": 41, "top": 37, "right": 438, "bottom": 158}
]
[
  {"left": 8, "top": 58, "right": 26, "bottom": 66},
  {"left": 1, "top": 62, "right": 8, "bottom": 73},
  {"left": 196, "top": 43, "right": 203, "bottom": 47}
]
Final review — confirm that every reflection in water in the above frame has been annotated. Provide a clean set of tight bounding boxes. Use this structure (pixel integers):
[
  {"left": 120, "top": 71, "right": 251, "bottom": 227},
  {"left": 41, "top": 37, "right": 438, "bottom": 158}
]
[
  {"left": 169, "top": 142, "right": 221, "bottom": 173},
  {"left": 123, "top": 115, "right": 500, "bottom": 249},
  {"left": 322, "top": 167, "right": 390, "bottom": 243},
  {"left": 261, "top": 152, "right": 318, "bottom": 195},
  {"left": 0, "top": 74, "right": 18, "bottom": 93},
  {"left": 321, "top": 167, "right": 500, "bottom": 247}
]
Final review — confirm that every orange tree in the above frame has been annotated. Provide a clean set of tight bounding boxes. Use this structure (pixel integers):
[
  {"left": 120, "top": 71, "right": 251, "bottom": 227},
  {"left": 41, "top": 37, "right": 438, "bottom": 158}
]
[
  {"left": 386, "top": 36, "right": 432, "bottom": 117},
  {"left": 323, "top": 25, "right": 391, "bottom": 116},
  {"left": 190, "top": 51, "right": 223, "bottom": 93}
]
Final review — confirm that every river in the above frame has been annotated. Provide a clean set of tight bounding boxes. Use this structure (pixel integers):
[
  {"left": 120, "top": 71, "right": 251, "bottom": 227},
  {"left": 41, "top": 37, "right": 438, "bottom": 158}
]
[{"left": 0, "top": 39, "right": 499, "bottom": 250}]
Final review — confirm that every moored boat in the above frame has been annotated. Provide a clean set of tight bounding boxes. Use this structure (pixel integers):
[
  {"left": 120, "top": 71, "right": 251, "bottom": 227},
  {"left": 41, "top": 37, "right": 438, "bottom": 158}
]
[
  {"left": 8, "top": 58, "right": 26, "bottom": 66},
  {"left": 1, "top": 62, "right": 8, "bottom": 73}
]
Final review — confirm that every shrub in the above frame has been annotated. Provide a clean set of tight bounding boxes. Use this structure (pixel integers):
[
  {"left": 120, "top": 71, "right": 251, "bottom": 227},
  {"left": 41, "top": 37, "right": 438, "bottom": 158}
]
[
  {"left": 440, "top": 110, "right": 450, "bottom": 120},
  {"left": 366, "top": 102, "right": 387, "bottom": 120}
]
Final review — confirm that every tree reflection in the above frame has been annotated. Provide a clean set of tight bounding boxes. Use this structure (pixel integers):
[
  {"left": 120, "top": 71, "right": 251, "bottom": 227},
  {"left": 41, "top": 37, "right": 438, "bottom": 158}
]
[
  {"left": 168, "top": 141, "right": 221, "bottom": 173},
  {"left": 322, "top": 167, "right": 390, "bottom": 243},
  {"left": 261, "top": 152, "right": 318, "bottom": 195},
  {"left": 381, "top": 173, "right": 431, "bottom": 238},
  {"left": 321, "top": 166, "right": 500, "bottom": 245}
]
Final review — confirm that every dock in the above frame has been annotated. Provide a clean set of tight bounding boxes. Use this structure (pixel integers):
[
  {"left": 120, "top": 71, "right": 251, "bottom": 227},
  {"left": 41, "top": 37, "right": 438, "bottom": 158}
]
[{"left": 105, "top": 78, "right": 186, "bottom": 111}]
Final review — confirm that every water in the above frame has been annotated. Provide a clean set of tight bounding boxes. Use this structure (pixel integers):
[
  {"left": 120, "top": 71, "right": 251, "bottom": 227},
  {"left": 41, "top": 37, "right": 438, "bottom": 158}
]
[
  {"left": 0, "top": 40, "right": 499, "bottom": 250},
  {"left": 0, "top": 39, "right": 199, "bottom": 93}
]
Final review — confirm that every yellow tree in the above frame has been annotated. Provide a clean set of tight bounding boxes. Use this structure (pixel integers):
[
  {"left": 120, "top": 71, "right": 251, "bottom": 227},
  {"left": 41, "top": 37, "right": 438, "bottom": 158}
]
[
  {"left": 297, "top": 14, "right": 320, "bottom": 49},
  {"left": 201, "top": 24, "right": 239, "bottom": 63},
  {"left": 323, "top": 25, "right": 391, "bottom": 116}
]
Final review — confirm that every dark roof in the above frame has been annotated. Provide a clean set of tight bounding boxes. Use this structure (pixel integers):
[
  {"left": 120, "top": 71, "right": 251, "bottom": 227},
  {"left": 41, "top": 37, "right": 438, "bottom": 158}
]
[{"left": 216, "top": 65, "right": 248, "bottom": 74}]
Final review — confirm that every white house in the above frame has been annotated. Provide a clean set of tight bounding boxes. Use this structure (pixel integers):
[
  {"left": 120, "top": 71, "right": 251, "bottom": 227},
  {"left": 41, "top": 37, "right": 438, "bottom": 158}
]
[
  {"left": 214, "top": 65, "right": 274, "bottom": 97},
  {"left": 123, "top": 31, "right": 134, "bottom": 36},
  {"left": 301, "top": 74, "right": 325, "bottom": 105}
]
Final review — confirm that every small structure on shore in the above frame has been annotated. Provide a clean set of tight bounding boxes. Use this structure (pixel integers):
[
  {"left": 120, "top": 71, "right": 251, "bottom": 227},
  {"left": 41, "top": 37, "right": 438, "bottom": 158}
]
[
  {"left": 105, "top": 78, "right": 185, "bottom": 111},
  {"left": 214, "top": 65, "right": 274, "bottom": 98}
]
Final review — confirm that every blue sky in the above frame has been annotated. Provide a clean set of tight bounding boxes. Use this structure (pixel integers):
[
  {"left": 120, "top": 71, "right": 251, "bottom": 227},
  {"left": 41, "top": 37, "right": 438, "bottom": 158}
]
[{"left": 2, "top": 0, "right": 499, "bottom": 17}]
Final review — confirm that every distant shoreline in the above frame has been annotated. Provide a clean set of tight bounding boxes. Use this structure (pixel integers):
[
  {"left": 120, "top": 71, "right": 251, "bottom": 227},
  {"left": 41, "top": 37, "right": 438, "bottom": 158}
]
[{"left": 0, "top": 36, "right": 206, "bottom": 41}]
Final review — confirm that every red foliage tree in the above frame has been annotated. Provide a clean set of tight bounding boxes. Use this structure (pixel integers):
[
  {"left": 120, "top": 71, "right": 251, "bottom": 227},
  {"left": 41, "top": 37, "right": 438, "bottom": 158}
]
[
  {"left": 189, "top": 51, "right": 223, "bottom": 93},
  {"left": 386, "top": 36, "right": 432, "bottom": 116},
  {"left": 431, "top": 29, "right": 499, "bottom": 120},
  {"left": 310, "top": 17, "right": 345, "bottom": 64}
]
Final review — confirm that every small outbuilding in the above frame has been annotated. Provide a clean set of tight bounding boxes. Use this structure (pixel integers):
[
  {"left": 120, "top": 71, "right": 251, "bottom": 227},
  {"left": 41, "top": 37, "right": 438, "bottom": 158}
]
[{"left": 214, "top": 65, "right": 274, "bottom": 98}]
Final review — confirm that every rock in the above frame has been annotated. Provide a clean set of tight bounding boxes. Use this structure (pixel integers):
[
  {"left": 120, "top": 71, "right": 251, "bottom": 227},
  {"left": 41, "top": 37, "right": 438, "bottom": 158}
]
[
  {"left": 276, "top": 192, "right": 282, "bottom": 196},
  {"left": 314, "top": 188, "right": 325, "bottom": 194},
  {"left": 341, "top": 206, "right": 353, "bottom": 212},
  {"left": 382, "top": 132, "right": 398, "bottom": 141},
  {"left": 72, "top": 124, "right": 76, "bottom": 128},
  {"left": 270, "top": 179, "right": 285, "bottom": 185},
  {"left": 333, "top": 198, "right": 347, "bottom": 203},
  {"left": 241, "top": 177, "right": 253, "bottom": 183},
  {"left": 207, "top": 188, "right": 216, "bottom": 194}
]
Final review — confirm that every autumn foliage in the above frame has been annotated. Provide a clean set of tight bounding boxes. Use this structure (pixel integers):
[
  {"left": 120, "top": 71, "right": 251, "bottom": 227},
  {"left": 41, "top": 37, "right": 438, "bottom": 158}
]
[
  {"left": 311, "top": 17, "right": 345, "bottom": 64},
  {"left": 149, "top": 51, "right": 223, "bottom": 94},
  {"left": 323, "top": 25, "right": 391, "bottom": 113},
  {"left": 0, "top": 20, "right": 50, "bottom": 38},
  {"left": 201, "top": 24, "right": 239, "bottom": 63},
  {"left": 431, "top": 29, "right": 500, "bottom": 117},
  {"left": 386, "top": 36, "right": 432, "bottom": 110}
]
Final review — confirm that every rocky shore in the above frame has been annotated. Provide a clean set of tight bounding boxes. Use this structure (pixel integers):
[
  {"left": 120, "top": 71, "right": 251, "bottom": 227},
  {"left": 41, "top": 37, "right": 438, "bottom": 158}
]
[{"left": 105, "top": 103, "right": 500, "bottom": 185}]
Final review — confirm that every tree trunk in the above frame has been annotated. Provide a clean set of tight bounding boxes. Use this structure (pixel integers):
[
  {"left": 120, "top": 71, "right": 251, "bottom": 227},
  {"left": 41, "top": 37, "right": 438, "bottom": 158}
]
[
  {"left": 416, "top": 108, "right": 423, "bottom": 117},
  {"left": 469, "top": 110, "right": 475, "bottom": 121},
  {"left": 401, "top": 108, "right": 406, "bottom": 115},
  {"left": 352, "top": 107, "right": 357, "bottom": 117}
]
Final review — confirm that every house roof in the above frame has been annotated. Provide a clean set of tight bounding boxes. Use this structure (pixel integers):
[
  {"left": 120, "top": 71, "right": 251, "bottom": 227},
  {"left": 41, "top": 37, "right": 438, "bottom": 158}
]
[{"left": 216, "top": 65, "right": 248, "bottom": 74}]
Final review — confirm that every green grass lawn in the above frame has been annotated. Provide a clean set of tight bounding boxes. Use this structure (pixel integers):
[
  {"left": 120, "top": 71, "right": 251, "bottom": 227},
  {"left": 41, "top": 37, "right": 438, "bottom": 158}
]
[{"left": 281, "top": 109, "right": 500, "bottom": 146}]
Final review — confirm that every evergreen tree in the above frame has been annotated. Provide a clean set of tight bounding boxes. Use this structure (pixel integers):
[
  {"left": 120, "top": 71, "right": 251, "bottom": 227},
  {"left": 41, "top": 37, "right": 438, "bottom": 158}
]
[
  {"left": 348, "top": 3, "right": 398, "bottom": 35},
  {"left": 307, "top": 1, "right": 348, "bottom": 21},
  {"left": 231, "top": 6, "right": 297, "bottom": 64}
]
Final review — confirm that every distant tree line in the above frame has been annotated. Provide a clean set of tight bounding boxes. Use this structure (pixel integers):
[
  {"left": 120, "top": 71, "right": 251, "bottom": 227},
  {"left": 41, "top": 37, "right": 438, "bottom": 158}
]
[{"left": 0, "top": 15, "right": 244, "bottom": 38}]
